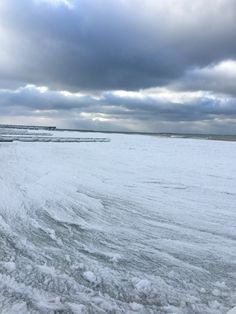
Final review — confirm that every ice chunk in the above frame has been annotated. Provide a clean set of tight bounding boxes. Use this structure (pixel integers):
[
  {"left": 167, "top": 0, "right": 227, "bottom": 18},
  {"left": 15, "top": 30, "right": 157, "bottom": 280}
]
[
  {"left": 68, "top": 303, "right": 86, "bottom": 313},
  {"left": 129, "top": 302, "right": 144, "bottom": 311},
  {"left": 134, "top": 279, "right": 152, "bottom": 293},
  {"left": 2, "top": 261, "right": 16, "bottom": 272},
  {"left": 83, "top": 271, "right": 99, "bottom": 284}
]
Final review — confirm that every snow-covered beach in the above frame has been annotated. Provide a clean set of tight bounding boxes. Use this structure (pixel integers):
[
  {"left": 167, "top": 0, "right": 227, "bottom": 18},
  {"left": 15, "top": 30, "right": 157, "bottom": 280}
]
[{"left": 0, "top": 129, "right": 236, "bottom": 313}]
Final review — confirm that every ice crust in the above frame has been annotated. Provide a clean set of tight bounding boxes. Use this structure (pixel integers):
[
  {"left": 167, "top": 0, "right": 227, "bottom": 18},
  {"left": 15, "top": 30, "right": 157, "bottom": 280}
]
[{"left": 0, "top": 128, "right": 236, "bottom": 313}]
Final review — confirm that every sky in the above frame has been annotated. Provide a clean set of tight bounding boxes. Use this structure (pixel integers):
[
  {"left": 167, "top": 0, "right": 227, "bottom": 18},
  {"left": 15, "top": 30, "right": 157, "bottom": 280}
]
[{"left": 0, "top": 0, "right": 236, "bottom": 133}]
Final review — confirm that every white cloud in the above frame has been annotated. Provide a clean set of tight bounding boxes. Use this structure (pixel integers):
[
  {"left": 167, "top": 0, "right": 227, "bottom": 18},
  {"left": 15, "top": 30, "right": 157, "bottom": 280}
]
[
  {"left": 35, "top": 0, "right": 73, "bottom": 9},
  {"left": 196, "top": 60, "right": 236, "bottom": 78},
  {"left": 173, "top": 59, "right": 236, "bottom": 96}
]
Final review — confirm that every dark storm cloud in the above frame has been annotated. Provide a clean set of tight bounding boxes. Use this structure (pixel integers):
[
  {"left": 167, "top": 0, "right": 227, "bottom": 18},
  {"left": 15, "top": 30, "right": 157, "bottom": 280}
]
[{"left": 1, "top": 0, "right": 236, "bottom": 91}]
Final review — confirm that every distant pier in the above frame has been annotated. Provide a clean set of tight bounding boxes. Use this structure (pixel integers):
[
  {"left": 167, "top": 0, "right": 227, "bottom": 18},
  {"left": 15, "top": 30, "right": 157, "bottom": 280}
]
[
  {"left": 0, "top": 136, "right": 110, "bottom": 143},
  {"left": 0, "top": 124, "right": 56, "bottom": 131}
]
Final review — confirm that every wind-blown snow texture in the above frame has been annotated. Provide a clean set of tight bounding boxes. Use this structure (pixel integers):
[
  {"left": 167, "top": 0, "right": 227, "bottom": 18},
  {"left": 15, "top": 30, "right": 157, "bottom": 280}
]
[{"left": 0, "top": 129, "right": 236, "bottom": 314}]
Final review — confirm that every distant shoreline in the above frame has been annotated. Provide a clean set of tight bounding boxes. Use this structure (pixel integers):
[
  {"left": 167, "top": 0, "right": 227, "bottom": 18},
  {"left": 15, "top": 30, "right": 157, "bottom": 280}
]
[{"left": 0, "top": 124, "right": 235, "bottom": 142}]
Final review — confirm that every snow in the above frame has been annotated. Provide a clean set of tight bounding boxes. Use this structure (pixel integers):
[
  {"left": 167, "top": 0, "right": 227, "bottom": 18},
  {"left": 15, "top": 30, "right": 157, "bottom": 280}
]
[{"left": 0, "top": 128, "right": 236, "bottom": 313}]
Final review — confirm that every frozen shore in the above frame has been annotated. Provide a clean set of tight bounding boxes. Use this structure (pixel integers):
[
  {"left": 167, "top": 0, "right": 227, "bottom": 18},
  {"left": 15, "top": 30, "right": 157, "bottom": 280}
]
[{"left": 0, "top": 129, "right": 236, "bottom": 313}]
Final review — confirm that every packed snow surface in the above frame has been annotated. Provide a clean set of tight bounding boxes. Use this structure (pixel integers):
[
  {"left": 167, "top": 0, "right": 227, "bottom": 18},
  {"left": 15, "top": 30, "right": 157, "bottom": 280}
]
[{"left": 0, "top": 129, "right": 236, "bottom": 314}]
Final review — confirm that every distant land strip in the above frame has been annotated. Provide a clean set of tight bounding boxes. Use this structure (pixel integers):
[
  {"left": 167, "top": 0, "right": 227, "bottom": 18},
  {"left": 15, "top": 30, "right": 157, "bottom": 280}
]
[{"left": 0, "top": 124, "right": 235, "bottom": 142}]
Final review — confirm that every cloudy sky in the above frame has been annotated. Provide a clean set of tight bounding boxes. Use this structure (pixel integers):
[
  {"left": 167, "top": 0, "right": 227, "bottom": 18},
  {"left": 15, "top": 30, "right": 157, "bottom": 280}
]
[{"left": 0, "top": 0, "right": 236, "bottom": 133}]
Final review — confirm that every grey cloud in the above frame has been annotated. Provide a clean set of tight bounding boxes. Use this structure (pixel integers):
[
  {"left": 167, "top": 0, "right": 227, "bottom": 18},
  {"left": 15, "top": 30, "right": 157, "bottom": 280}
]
[
  {"left": 101, "top": 92, "right": 236, "bottom": 123},
  {"left": 0, "top": 85, "right": 236, "bottom": 131},
  {"left": 0, "top": 0, "right": 236, "bottom": 134}
]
